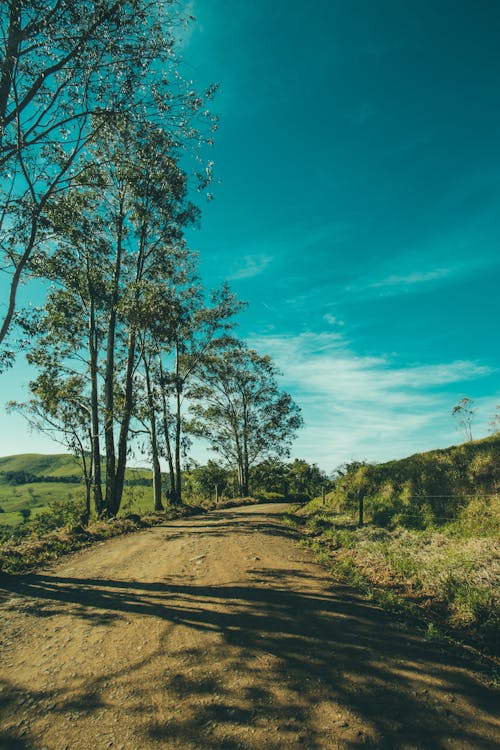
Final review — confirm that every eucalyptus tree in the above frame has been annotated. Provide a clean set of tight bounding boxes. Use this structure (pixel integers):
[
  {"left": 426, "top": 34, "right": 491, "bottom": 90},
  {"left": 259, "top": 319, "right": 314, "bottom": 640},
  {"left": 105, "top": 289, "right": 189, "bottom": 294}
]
[
  {"left": 139, "top": 281, "right": 242, "bottom": 506},
  {"left": 190, "top": 342, "right": 303, "bottom": 497},
  {"left": 0, "top": 0, "right": 216, "bottom": 353},
  {"left": 452, "top": 397, "right": 475, "bottom": 442},
  {"left": 23, "top": 118, "right": 201, "bottom": 517},
  {"left": 95, "top": 119, "right": 200, "bottom": 516}
]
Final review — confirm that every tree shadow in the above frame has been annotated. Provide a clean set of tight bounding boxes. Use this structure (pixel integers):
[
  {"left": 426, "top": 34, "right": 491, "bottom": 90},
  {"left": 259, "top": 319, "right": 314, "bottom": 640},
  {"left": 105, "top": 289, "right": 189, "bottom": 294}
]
[
  {"left": 1, "top": 567, "right": 498, "bottom": 749},
  {"left": 0, "top": 505, "right": 498, "bottom": 749}
]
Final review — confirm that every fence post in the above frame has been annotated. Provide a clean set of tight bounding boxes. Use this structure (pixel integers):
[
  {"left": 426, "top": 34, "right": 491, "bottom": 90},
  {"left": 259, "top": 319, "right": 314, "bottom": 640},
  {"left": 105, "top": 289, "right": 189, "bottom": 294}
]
[
  {"left": 358, "top": 493, "right": 364, "bottom": 527},
  {"left": 322, "top": 486, "right": 325, "bottom": 506},
  {"left": 215, "top": 483, "right": 219, "bottom": 504}
]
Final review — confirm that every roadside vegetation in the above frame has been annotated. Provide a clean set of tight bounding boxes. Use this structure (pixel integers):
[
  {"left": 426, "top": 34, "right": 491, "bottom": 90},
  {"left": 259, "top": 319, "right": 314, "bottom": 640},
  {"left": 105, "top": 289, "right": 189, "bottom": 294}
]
[
  {"left": 0, "top": 452, "right": 326, "bottom": 572},
  {"left": 287, "top": 435, "right": 499, "bottom": 656}
]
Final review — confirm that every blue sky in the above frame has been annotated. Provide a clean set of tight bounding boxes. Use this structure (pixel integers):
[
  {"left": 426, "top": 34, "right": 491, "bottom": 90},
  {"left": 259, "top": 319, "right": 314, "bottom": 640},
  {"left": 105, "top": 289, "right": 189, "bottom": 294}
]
[{"left": 1, "top": 0, "right": 499, "bottom": 471}]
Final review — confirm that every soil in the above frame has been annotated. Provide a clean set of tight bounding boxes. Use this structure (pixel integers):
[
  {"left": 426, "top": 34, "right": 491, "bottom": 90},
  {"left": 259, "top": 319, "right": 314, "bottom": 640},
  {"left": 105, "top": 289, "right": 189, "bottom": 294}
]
[{"left": 0, "top": 503, "right": 498, "bottom": 750}]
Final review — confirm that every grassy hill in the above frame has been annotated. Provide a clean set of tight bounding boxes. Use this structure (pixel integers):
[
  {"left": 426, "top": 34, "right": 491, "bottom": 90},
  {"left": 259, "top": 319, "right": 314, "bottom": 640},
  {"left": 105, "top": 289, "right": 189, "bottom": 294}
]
[
  {"left": 328, "top": 434, "right": 500, "bottom": 527},
  {"left": 0, "top": 453, "right": 154, "bottom": 527},
  {"left": 0, "top": 453, "right": 83, "bottom": 478}
]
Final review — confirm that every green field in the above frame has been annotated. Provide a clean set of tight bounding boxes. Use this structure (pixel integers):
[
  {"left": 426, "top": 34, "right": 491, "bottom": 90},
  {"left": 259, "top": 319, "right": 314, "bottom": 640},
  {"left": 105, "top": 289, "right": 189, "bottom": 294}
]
[{"left": 0, "top": 453, "right": 157, "bottom": 526}]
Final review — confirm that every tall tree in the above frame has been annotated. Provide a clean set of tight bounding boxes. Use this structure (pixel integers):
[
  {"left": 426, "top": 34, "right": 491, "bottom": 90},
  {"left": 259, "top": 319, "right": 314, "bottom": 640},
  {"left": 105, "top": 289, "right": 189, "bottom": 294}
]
[
  {"left": 191, "top": 342, "right": 303, "bottom": 496},
  {"left": 0, "top": 0, "right": 216, "bottom": 352},
  {"left": 139, "top": 281, "right": 242, "bottom": 505},
  {"left": 159, "top": 285, "right": 242, "bottom": 504},
  {"left": 23, "top": 118, "right": 201, "bottom": 517}
]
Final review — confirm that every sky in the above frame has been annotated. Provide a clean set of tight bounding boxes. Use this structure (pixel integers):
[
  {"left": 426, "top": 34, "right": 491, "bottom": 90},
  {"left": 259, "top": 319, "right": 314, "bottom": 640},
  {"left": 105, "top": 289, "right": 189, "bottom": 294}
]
[{"left": 1, "top": 0, "right": 499, "bottom": 472}]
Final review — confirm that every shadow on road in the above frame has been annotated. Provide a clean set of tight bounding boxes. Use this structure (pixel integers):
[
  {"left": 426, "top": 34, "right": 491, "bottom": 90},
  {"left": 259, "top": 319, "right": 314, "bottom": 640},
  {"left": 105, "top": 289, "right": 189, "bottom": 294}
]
[{"left": 0, "top": 508, "right": 498, "bottom": 749}]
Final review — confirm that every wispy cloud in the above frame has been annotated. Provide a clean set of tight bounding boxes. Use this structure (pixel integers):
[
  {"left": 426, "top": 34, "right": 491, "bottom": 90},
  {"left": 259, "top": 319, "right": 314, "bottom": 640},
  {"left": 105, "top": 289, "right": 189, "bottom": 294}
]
[
  {"left": 368, "top": 267, "right": 456, "bottom": 289},
  {"left": 227, "top": 254, "right": 272, "bottom": 281},
  {"left": 248, "top": 332, "right": 495, "bottom": 469}
]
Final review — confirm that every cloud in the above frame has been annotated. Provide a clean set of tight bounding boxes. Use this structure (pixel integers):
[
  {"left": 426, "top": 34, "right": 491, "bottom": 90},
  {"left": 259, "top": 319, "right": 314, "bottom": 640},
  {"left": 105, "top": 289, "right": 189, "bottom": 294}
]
[
  {"left": 344, "top": 212, "right": 500, "bottom": 300},
  {"left": 368, "top": 267, "right": 456, "bottom": 289},
  {"left": 346, "top": 264, "right": 467, "bottom": 298},
  {"left": 323, "top": 313, "right": 344, "bottom": 326},
  {"left": 227, "top": 254, "right": 272, "bottom": 281},
  {"left": 248, "top": 332, "right": 495, "bottom": 469}
]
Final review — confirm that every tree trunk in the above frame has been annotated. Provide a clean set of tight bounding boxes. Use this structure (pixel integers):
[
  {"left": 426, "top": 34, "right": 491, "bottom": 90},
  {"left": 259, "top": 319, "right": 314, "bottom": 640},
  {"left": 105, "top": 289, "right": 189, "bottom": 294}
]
[
  {"left": 152, "top": 453, "right": 163, "bottom": 511},
  {"left": 174, "top": 382, "right": 182, "bottom": 503},
  {"left": 79, "top": 439, "right": 91, "bottom": 527},
  {"left": 103, "top": 199, "right": 125, "bottom": 515},
  {"left": 88, "top": 284, "right": 104, "bottom": 515},
  {"left": 112, "top": 328, "right": 136, "bottom": 516},
  {"left": 172, "top": 343, "right": 183, "bottom": 504},
  {"left": 143, "top": 349, "right": 163, "bottom": 511},
  {"left": 157, "top": 354, "right": 176, "bottom": 502}
]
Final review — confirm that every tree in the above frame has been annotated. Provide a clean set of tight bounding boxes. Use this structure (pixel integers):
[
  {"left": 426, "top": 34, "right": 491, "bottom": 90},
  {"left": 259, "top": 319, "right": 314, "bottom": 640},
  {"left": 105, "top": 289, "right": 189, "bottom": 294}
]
[
  {"left": 488, "top": 404, "right": 500, "bottom": 435},
  {"left": 190, "top": 460, "right": 229, "bottom": 502},
  {"left": 287, "top": 459, "right": 327, "bottom": 499},
  {"left": 250, "top": 458, "right": 290, "bottom": 497},
  {"left": 22, "top": 118, "right": 202, "bottom": 518},
  {"left": 249, "top": 458, "right": 329, "bottom": 499},
  {"left": 452, "top": 397, "right": 475, "bottom": 442},
  {"left": 191, "top": 342, "right": 303, "bottom": 496},
  {"left": 0, "top": 0, "right": 216, "bottom": 353},
  {"left": 151, "top": 284, "right": 242, "bottom": 504}
]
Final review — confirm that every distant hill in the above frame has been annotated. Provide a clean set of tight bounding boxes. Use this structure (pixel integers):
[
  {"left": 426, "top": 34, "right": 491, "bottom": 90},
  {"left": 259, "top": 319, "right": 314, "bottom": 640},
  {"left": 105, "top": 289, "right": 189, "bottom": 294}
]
[
  {"left": 0, "top": 453, "right": 154, "bottom": 526},
  {"left": 0, "top": 453, "right": 83, "bottom": 479},
  {"left": 0, "top": 453, "right": 151, "bottom": 482}
]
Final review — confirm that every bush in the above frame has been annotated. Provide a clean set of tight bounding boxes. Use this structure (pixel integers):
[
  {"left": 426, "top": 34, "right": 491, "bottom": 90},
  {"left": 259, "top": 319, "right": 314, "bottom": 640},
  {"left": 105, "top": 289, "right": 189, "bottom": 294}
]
[
  {"left": 30, "top": 497, "right": 86, "bottom": 535},
  {"left": 371, "top": 496, "right": 402, "bottom": 527}
]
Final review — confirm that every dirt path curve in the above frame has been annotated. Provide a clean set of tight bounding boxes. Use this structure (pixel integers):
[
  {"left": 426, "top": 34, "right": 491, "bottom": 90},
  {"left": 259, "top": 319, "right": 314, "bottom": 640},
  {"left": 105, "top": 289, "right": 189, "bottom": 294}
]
[{"left": 0, "top": 503, "right": 498, "bottom": 750}]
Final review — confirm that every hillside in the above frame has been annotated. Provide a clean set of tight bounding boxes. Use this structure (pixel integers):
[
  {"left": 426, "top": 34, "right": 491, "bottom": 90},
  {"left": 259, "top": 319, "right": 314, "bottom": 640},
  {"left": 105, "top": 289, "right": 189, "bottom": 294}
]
[
  {"left": 0, "top": 453, "right": 83, "bottom": 479},
  {"left": 329, "top": 434, "right": 500, "bottom": 527},
  {"left": 0, "top": 453, "right": 153, "bottom": 527}
]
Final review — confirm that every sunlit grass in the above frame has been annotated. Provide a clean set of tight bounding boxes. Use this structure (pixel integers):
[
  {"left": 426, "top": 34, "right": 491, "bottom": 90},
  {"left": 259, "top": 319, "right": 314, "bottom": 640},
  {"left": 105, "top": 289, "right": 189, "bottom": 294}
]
[{"left": 295, "top": 499, "right": 499, "bottom": 654}]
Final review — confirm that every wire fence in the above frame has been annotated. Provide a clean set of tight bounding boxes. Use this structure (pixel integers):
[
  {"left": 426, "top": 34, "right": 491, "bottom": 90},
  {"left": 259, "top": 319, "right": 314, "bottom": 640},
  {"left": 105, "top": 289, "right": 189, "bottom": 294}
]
[{"left": 320, "top": 492, "right": 499, "bottom": 525}]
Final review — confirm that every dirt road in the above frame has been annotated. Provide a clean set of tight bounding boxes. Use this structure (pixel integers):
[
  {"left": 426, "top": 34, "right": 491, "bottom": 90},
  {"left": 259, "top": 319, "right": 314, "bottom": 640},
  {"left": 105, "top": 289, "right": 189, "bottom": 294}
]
[{"left": 0, "top": 503, "right": 498, "bottom": 750}]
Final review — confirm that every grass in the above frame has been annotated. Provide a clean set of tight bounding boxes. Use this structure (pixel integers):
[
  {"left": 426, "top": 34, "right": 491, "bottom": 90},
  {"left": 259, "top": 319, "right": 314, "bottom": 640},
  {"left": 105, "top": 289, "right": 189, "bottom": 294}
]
[{"left": 292, "top": 502, "right": 500, "bottom": 657}]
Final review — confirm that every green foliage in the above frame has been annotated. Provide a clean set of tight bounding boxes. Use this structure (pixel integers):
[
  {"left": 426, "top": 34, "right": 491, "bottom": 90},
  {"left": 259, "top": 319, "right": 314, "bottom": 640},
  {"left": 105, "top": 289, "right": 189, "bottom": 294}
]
[
  {"left": 190, "top": 341, "right": 303, "bottom": 495},
  {"left": 189, "top": 460, "right": 229, "bottom": 501},
  {"left": 29, "top": 497, "right": 87, "bottom": 535},
  {"left": 250, "top": 458, "right": 330, "bottom": 500}
]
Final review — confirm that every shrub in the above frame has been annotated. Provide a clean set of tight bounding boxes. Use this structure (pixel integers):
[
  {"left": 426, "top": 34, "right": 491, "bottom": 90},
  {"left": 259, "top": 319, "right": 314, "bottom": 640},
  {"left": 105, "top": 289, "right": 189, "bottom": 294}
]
[{"left": 30, "top": 497, "right": 86, "bottom": 535}]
